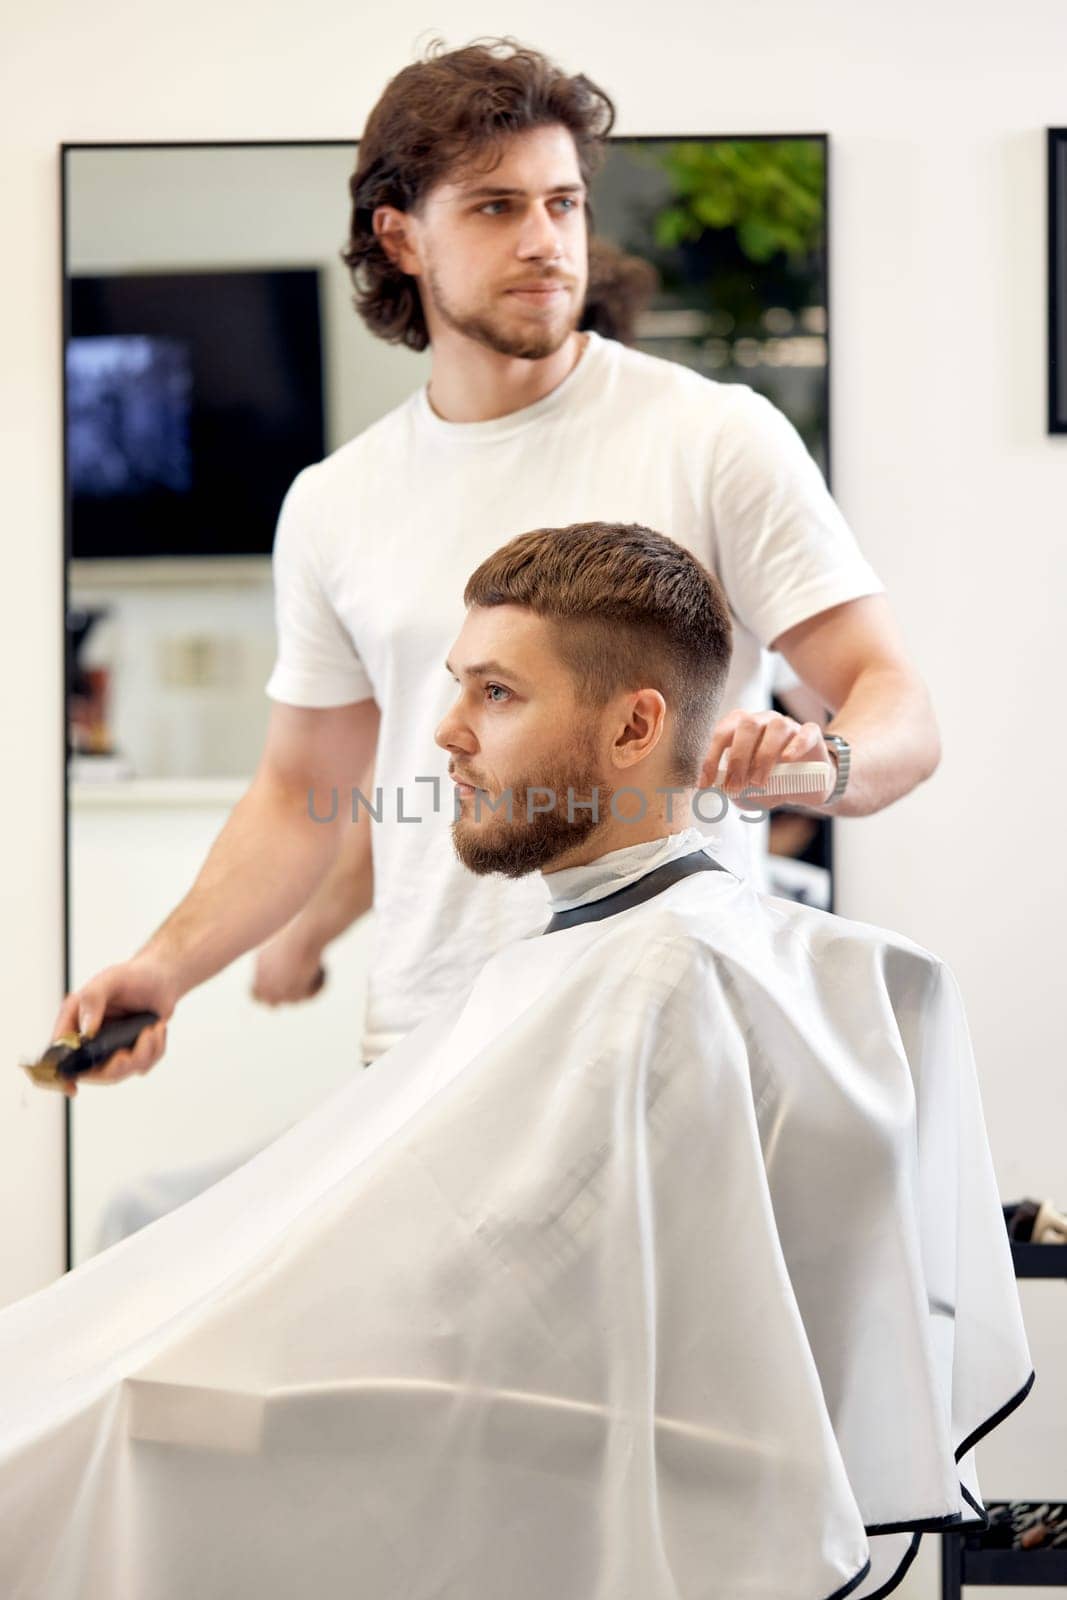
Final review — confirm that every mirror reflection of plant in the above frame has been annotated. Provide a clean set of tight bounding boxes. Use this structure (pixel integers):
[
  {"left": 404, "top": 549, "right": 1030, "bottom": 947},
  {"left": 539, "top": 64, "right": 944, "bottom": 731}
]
[
  {"left": 624, "top": 139, "right": 826, "bottom": 334},
  {"left": 649, "top": 139, "right": 824, "bottom": 262}
]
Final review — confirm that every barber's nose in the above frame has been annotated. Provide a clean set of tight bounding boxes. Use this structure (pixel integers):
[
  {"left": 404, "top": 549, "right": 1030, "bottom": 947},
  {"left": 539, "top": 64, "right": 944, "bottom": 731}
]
[{"left": 518, "top": 201, "right": 563, "bottom": 259}]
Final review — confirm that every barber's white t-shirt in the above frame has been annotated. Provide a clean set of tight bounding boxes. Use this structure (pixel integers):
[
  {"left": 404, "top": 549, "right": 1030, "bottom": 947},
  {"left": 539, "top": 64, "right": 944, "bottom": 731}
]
[{"left": 265, "top": 329, "right": 883, "bottom": 1061}]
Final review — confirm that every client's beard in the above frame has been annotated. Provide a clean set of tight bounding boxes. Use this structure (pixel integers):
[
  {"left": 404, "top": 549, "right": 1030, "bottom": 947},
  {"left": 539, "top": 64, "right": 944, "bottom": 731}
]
[{"left": 451, "top": 737, "right": 616, "bottom": 879}]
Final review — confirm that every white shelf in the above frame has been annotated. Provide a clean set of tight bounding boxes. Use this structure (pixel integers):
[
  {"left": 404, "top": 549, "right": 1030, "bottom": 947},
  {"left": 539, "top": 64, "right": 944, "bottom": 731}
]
[
  {"left": 70, "top": 776, "right": 249, "bottom": 808},
  {"left": 70, "top": 556, "right": 272, "bottom": 590}
]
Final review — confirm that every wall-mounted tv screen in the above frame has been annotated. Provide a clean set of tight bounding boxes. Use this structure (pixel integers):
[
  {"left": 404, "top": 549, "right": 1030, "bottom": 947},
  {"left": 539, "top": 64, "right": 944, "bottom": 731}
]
[{"left": 67, "top": 268, "right": 325, "bottom": 560}]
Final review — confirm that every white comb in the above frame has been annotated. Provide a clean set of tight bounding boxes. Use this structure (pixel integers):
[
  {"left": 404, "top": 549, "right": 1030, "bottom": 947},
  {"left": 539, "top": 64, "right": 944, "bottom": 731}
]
[{"left": 713, "top": 756, "right": 833, "bottom": 797}]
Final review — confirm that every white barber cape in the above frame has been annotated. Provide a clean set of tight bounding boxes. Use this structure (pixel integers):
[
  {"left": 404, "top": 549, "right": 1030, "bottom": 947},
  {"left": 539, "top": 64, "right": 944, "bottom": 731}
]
[{"left": 0, "top": 829, "right": 1032, "bottom": 1600}]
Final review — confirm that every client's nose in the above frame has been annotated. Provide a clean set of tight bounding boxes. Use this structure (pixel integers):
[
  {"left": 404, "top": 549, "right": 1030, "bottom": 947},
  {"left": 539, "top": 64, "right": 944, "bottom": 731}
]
[{"left": 434, "top": 703, "right": 476, "bottom": 756}]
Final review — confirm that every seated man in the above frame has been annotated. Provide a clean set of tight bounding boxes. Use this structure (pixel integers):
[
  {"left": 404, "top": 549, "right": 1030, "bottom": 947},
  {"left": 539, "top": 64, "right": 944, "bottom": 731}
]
[{"left": 0, "top": 522, "right": 1031, "bottom": 1600}]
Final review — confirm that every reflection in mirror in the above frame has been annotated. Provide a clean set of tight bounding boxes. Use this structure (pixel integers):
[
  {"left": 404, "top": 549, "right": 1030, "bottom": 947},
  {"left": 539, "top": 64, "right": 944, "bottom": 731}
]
[{"left": 64, "top": 137, "right": 830, "bottom": 1264}]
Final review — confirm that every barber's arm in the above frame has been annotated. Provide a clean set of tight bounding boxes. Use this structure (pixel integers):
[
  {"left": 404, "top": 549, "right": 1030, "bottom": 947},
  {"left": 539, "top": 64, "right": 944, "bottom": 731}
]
[
  {"left": 251, "top": 803, "right": 374, "bottom": 1006},
  {"left": 701, "top": 594, "right": 941, "bottom": 816}
]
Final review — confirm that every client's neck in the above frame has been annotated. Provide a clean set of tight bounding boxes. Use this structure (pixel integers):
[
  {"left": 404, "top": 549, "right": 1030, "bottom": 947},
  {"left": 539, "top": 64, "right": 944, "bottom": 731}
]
[{"left": 541, "top": 793, "right": 695, "bottom": 876}]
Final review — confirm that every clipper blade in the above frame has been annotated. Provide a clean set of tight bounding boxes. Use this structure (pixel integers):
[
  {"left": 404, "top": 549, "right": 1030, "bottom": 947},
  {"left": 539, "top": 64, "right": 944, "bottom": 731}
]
[
  {"left": 19, "top": 1010, "right": 161, "bottom": 1091},
  {"left": 22, "top": 1033, "right": 83, "bottom": 1090}
]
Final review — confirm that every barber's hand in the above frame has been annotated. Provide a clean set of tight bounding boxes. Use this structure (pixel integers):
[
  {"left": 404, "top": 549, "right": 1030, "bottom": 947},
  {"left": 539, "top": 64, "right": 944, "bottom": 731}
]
[
  {"left": 700, "top": 709, "right": 835, "bottom": 806},
  {"left": 251, "top": 927, "right": 327, "bottom": 1008},
  {"left": 49, "top": 957, "right": 177, "bottom": 1097}
]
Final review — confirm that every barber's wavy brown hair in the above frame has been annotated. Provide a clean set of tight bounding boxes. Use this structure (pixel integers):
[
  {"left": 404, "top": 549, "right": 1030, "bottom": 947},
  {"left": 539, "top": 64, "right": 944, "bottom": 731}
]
[
  {"left": 341, "top": 36, "right": 617, "bottom": 351},
  {"left": 463, "top": 523, "right": 733, "bottom": 787}
]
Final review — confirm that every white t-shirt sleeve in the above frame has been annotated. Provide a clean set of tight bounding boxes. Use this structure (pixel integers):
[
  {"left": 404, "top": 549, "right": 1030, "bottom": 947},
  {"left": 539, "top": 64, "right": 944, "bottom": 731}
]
[
  {"left": 264, "top": 466, "right": 376, "bottom": 708},
  {"left": 709, "top": 386, "right": 885, "bottom": 648}
]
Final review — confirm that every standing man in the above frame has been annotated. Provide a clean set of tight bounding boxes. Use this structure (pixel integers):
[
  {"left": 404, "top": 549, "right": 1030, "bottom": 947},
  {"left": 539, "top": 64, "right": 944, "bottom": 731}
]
[{"left": 56, "top": 35, "right": 939, "bottom": 1083}]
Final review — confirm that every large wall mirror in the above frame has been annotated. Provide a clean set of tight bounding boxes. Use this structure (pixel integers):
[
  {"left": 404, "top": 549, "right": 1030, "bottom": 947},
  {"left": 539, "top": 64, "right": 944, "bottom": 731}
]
[{"left": 63, "top": 134, "right": 831, "bottom": 1267}]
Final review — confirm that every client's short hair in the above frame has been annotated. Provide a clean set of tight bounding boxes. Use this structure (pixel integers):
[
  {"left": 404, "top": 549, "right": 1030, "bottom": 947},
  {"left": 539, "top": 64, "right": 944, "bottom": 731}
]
[{"left": 463, "top": 522, "right": 732, "bottom": 786}]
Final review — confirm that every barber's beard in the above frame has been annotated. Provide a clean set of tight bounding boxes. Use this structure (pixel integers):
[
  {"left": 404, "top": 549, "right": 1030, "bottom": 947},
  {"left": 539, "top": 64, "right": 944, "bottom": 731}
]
[
  {"left": 451, "top": 741, "right": 616, "bottom": 880},
  {"left": 425, "top": 260, "right": 580, "bottom": 362}
]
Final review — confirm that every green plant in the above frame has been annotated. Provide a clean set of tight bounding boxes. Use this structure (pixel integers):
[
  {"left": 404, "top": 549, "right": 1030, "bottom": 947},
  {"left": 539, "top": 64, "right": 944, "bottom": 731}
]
[{"left": 641, "top": 139, "right": 825, "bottom": 265}]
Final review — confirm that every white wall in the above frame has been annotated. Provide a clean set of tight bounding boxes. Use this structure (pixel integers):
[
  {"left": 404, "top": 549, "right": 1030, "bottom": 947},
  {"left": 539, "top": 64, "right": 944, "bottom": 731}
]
[
  {"left": 3, "top": 4, "right": 1066, "bottom": 1590},
  {"left": 68, "top": 785, "right": 375, "bottom": 1262}
]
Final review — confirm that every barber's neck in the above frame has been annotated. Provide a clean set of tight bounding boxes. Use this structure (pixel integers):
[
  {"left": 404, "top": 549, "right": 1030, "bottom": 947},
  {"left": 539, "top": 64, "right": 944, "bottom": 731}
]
[
  {"left": 541, "top": 790, "right": 695, "bottom": 875},
  {"left": 425, "top": 327, "right": 588, "bottom": 424}
]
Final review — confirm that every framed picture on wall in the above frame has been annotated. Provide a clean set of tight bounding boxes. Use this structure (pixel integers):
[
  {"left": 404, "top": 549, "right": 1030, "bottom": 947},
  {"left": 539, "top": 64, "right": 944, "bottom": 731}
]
[{"left": 1050, "top": 128, "right": 1067, "bottom": 433}]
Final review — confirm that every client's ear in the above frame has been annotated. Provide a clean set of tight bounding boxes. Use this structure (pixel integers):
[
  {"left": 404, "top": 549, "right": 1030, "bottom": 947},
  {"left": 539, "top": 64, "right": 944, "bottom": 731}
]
[{"left": 612, "top": 688, "right": 668, "bottom": 767}]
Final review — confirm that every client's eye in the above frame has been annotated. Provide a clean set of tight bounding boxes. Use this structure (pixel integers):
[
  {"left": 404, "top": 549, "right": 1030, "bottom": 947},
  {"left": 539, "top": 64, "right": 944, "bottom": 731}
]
[{"left": 485, "top": 684, "right": 511, "bottom": 704}]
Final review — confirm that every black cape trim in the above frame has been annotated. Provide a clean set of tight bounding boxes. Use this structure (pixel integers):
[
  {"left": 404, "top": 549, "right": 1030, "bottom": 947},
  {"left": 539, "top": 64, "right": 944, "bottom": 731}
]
[
  {"left": 959, "top": 1483, "right": 986, "bottom": 1524},
  {"left": 860, "top": 1369, "right": 1035, "bottom": 1536},
  {"left": 866, "top": 1512, "right": 964, "bottom": 1535},
  {"left": 954, "top": 1367, "right": 1035, "bottom": 1461},
  {"left": 856, "top": 1532, "right": 922, "bottom": 1600},
  {"left": 541, "top": 846, "right": 733, "bottom": 934},
  {"left": 851, "top": 1371, "right": 1037, "bottom": 1599},
  {"left": 823, "top": 1556, "right": 873, "bottom": 1600}
]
